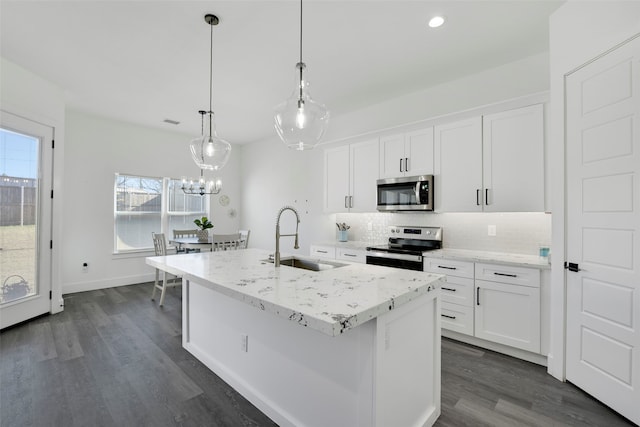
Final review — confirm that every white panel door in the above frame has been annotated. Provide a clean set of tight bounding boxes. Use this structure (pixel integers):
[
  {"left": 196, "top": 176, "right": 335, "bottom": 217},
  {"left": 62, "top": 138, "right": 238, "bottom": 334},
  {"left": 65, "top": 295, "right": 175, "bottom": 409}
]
[
  {"left": 434, "top": 117, "right": 482, "bottom": 212},
  {"left": 0, "top": 111, "right": 53, "bottom": 329},
  {"left": 379, "top": 133, "right": 405, "bottom": 179},
  {"left": 566, "top": 35, "right": 640, "bottom": 425},
  {"left": 349, "top": 138, "right": 379, "bottom": 212},
  {"left": 482, "top": 104, "right": 544, "bottom": 212},
  {"left": 405, "top": 127, "right": 434, "bottom": 177},
  {"left": 324, "top": 145, "right": 350, "bottom": 212}
]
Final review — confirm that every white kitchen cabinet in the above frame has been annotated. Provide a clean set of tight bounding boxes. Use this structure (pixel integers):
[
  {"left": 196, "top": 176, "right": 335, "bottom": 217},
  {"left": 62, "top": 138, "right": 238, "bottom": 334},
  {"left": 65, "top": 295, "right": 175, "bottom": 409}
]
[
  {"left": 434, "top": 117, "right": 483, "bottom": 212},
  {"left": 424, "top": 258, "right": 475, "bottom": 337},
  {"left": 336, "top": 248, "right": 366, "bottom": 263},
  {"left": 310, "top": 245, "right": 336, "bottom": 260},
  {"left": 324, "top": 139, "right": 378, "bottom": 213},
  {"left": 379, "top": 127, "right": 434, "bottom": 179},
  {"left": 474, "top": 262, "right": 541, "bottom": 353},
  {"left": 309, "top": 244, "right": 366, "bottom": 264},
  {"left": 434, "top": 104, "right": 544, "bottom": 212},
  {"left": 482, "top": 104, "right": 544, "bottom": 212}
]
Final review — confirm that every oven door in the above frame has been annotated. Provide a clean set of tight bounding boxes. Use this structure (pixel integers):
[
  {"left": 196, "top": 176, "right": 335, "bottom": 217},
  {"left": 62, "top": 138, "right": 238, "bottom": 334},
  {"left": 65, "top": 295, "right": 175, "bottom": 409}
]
[
  {"left": 376, "top": 175, "right": 433, "bottom": 211},
  {"left": 366, "top": 251, "right": 424, "bottom": 271}
]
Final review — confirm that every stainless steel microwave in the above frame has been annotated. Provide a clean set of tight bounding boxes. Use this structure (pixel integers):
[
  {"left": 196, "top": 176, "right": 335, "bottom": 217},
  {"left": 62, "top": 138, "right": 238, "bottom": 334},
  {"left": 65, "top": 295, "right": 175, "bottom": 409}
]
[{"left": 376, "top": 175, "right": 434, "bottom": 212}]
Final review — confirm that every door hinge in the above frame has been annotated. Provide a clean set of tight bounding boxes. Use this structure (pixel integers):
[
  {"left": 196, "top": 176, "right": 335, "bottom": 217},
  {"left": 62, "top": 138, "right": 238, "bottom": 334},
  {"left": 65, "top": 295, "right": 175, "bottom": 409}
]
[
  {"left": 49, "top": 290, "right": 52, "bottom": 300},
  {"left": 564, "top": 262, "right": 580, "bottom": 272}
]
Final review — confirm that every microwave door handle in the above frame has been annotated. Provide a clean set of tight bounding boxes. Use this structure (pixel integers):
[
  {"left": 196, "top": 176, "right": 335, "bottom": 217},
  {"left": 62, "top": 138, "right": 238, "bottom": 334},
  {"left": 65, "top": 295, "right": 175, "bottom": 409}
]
[{"left": 415, "top": 182, "right": 421, "bottom": 203}]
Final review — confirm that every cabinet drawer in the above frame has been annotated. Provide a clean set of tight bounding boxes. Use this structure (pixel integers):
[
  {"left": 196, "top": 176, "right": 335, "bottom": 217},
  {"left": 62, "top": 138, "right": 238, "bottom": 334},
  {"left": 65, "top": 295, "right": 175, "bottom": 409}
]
[
  {"left": 440, "top": 275, "right": 474, "bottom": 307},
  {"left": 336, "top": 248, "right": 366, "bottom": 263},
  {"left": 475, "top": 263, "right": 540, "bottom": 288},
  {"left": 424, "top": 258, "right": 474, "bottom": 279},
  {"left": 310, "top": 245, "right": 336, "bottom": 259},
  {"left": 440, "top": 302, "right": 473, "bottom": 336}
]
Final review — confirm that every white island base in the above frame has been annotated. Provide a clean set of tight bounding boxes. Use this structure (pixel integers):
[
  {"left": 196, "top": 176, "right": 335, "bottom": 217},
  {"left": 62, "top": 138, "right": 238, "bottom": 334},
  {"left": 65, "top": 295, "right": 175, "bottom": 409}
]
[{"left": 184, "top": 277, "right": 441, "bottom": 427}]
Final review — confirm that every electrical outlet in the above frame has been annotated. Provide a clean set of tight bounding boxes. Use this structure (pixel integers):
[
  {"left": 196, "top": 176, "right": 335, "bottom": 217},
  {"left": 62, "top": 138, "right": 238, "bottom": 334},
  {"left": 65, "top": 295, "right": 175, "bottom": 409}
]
[
  {"left": 82, "top": 262, "right": 89, "bottom": 272},
  {"left": 240, "top": 334, "right": 248, "bottom": 352},
  {"left": 488, "top": 225, "right": 497, "bottom": 236}
]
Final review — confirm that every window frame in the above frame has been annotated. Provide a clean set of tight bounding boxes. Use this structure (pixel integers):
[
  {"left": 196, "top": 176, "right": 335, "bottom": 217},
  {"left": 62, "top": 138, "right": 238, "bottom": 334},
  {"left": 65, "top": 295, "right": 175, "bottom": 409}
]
[{"left": 113, "top": 173, "right": 209, "bottom": 254}]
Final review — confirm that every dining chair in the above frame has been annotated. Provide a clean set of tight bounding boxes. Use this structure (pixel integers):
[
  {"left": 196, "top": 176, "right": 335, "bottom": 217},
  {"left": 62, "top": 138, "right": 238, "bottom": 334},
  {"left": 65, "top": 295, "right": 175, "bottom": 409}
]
[
  {"left": 151, "top": 232, "right": 181, "bottom": 306},
  {"left": 172, "top": 229, "right": 200, "bottom": 253},
  {"left": 238, "top": 229, "right": 250, "bottom": 249},
  {"left": 212, "top": 233, "right": 242, "bottom": 251}
]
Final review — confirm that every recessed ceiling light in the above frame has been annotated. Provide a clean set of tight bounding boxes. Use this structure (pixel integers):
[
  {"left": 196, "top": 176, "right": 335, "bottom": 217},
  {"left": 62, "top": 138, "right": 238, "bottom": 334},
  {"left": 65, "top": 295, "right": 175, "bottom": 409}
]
[{"left": 428, "top": 16, "right": 445, "bottom": 28}]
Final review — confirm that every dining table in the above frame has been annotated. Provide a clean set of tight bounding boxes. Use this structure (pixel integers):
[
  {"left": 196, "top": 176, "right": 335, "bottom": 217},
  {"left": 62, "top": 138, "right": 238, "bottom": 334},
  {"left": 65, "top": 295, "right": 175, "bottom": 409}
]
[{"left": 170, "top": 233, "right": 242, "bottom": 252}]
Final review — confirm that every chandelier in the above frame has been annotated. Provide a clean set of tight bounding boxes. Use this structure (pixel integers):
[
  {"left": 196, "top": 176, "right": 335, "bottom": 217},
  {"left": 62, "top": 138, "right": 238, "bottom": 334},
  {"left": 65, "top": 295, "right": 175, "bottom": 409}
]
[{"left": 182, "top": 110, "right": 222, "bottom": 195}]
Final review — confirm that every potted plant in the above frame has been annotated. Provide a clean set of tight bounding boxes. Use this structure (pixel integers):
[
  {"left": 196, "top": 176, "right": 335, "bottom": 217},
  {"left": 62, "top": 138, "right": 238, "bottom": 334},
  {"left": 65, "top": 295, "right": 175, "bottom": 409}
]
[{"left": 194, "top": 216, "right": 214, "bottom": 242}]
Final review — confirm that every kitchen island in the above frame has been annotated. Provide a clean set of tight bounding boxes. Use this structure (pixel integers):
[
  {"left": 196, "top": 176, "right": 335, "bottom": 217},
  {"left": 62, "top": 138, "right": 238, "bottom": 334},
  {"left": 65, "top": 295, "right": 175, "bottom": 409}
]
[{"left": 146, "top": 248, "right": 443, "bottom": 427}]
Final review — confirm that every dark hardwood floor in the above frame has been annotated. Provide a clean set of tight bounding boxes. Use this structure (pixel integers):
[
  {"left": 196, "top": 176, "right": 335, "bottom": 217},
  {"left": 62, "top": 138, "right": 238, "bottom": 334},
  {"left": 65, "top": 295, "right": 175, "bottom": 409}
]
[{"left": 0, "top": 283, "right": 635, "bottom": 427}]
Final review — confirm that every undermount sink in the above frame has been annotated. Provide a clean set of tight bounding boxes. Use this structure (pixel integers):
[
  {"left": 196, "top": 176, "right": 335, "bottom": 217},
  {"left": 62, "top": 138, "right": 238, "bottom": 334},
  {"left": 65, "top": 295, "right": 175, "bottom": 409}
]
[{"left": 263, "top": 256, "right": 347, "bottom": 272}]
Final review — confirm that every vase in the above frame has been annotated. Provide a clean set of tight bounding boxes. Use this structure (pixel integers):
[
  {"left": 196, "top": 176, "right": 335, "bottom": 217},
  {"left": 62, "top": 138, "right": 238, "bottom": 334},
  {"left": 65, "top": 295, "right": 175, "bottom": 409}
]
[{"left": 196, "top": 229, "right": 209, "bottom": 242}]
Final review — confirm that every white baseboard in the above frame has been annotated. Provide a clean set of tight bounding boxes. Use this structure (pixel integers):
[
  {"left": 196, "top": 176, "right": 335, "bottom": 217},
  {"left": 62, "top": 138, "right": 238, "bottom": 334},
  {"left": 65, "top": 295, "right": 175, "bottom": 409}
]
[
  {"left": 63, "top": 273, "right": 155, "bottom": 294},
  {"left": 443, "top": 329, "right": 548, "bottom": 366}
]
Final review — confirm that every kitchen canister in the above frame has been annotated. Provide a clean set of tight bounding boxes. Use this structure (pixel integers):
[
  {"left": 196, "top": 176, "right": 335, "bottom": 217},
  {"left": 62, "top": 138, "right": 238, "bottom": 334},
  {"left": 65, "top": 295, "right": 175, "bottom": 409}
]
[{"left": 337, "top": 230, "right": 348, "bottom": 242}]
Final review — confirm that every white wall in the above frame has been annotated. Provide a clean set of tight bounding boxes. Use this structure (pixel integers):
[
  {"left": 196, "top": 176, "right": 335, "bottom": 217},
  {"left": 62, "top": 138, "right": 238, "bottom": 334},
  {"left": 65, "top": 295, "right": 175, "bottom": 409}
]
[
  {"left": 547, "top": 1, "right": 640, "bottom": 380},
  {"left": 62, "top": 110, "right": 241, "bottom": 293},
  {"left": 241, "top": 53, "right": 551, "bottom": 254},
  {"left": 1, "top": 56, "right": 66, "bottom": 313}
]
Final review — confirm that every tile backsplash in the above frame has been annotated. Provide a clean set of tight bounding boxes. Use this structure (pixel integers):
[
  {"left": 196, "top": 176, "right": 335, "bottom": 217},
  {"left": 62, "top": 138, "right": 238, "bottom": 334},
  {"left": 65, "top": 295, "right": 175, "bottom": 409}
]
[{"left": 334, "top": 212, "right": 551, "bottom": 256}]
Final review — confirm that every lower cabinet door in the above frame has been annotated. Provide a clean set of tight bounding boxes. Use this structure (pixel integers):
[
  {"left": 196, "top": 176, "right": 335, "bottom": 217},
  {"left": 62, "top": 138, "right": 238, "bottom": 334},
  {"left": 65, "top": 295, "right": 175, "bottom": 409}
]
[
  {"left": 441, "top": 302, "right": 474, "bottom": 336},
  {"left": 474, "top": 280, "right": 541, "bottom": 353}
]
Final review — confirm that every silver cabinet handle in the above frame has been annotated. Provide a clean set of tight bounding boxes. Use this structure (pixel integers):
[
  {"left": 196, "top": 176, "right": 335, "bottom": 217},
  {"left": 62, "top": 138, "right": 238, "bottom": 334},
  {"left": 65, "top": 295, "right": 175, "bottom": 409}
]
[
  {"left": 441, "top": 314, "right": 456, "bottom": 320},
  {"left": 317, "top": 250, "right": 328, "bottom": 254},
  {"left": 477, "top": 287, "right": 480, "bottom": 306},
  {"left": 344, "top": 253, "right": 357, "bottom": 257},
  {"left": 476, "top": 189, "right": 481, "bottom": 206},
  {"left": 349, "top": 196, "right": 353, "bottom": 208},
  {"left": 438, "top": 265, "right": 457, "bottom": 270},
  {"left": 344, "top": 196, "right": 348, "bottom": 208},
  {"left": 441, "top": 287, "right": 456, "bottom": 292},
  {"left": 485, "top": 188, "right": 490, "bottom": 205},
  {"left": 405, "top": 157, "right": 409, "bottom": 172},
  {"left": 400, "top": 158, "right": 403, "bottom": 172}
]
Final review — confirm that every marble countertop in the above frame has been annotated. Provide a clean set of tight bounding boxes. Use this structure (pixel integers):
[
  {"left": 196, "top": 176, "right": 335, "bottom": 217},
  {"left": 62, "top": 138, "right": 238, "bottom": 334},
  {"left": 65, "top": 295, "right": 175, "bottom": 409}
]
[
  {"left": 312, "top": 240, "right": 375, "bottom": 250},
  {"left": 425, "top": 248, "right": 550, "bottom": 269},
  {"left": 146, "top": 248, "right": 443, "bottom": 337}
]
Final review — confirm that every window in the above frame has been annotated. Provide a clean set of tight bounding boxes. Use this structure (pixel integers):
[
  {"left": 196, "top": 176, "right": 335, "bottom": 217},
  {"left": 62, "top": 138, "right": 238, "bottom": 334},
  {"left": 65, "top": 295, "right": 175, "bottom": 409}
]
[{"left": 114, "top": 174, "right": 208, "bottom": 253}]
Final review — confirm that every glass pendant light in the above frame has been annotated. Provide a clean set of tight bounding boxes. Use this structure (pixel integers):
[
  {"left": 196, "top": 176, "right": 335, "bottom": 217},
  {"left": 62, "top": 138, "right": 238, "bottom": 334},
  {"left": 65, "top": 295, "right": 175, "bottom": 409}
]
[
  {"left": 183, "top": 110, "right": 222, "bottom": 195},
  {"left": 274, "top": 0, "right": 329, "bottom": 150},
  {"left": 189, "top": 14, "right": 231, "bottom": 171}
]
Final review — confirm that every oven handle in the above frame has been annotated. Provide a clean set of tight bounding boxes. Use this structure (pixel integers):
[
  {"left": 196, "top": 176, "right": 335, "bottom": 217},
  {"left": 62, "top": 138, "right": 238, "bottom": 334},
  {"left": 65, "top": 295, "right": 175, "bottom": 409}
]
[{"left": 366, "top": 251, "right": 423, "bottom": 262}]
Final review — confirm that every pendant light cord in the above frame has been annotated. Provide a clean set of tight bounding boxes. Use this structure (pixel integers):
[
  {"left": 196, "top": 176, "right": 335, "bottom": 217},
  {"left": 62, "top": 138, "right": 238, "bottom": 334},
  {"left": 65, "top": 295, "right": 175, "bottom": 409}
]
[
  {"left": 209, "top": 18, "right": 214, "bottom": 138},
  {"left": 298, "top": 0, "right": 304, "bottom": 103}
]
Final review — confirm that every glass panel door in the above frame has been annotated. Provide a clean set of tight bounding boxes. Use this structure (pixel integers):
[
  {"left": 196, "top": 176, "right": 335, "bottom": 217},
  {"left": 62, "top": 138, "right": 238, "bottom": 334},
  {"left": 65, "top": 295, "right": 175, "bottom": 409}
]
[{"left": 0, "top": 111, "right": 53, "bottom": 329}]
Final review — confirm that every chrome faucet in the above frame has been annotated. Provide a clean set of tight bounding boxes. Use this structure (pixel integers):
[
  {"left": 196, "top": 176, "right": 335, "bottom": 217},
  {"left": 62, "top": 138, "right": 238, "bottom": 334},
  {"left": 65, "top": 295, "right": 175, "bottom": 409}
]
[{"left": 275, "top": 205, "right": 300, "bottom": 267}]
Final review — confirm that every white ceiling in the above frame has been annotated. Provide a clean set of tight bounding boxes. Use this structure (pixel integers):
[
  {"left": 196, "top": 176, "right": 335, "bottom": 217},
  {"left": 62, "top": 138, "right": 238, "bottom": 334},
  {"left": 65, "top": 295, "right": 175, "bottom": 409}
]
[{"left": 0, "top": 0, "right": 563, "bottom": 144}]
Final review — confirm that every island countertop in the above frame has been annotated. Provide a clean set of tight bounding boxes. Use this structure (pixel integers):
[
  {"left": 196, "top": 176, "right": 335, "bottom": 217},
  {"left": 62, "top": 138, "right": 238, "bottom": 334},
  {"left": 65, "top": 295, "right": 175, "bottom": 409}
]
[{"left": 146, "top": 248, "right": 443, "bottom": 337}]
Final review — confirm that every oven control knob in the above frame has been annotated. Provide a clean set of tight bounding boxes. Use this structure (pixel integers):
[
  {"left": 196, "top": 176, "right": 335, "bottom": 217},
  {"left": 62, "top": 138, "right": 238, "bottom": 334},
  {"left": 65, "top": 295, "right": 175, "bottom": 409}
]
[
  {"left": 391, "top": 229, "right": 396, "bottom": 233},
  {"left": 426, "top": 230, "right": 431, "bottom": 235}
]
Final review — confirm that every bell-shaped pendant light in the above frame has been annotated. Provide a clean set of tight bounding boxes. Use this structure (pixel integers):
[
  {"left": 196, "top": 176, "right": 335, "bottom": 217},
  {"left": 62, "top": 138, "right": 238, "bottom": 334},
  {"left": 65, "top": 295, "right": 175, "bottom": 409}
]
[
  {"left": 274, "top": 0, "right": 329, "bottom": 150},
  {"left": 189, "top": 14, "right": 231, "bottom": 170},
  {"left": 183, "top": 110, "right": 222, "bottom": 195}
]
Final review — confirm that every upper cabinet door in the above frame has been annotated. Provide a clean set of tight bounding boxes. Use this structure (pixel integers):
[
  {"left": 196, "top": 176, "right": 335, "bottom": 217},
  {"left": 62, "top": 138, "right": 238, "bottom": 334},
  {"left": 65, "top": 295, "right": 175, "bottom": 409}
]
[
  {"left": 324, "top": 145, "right": 350, "bottom": 213},
  {"left": 379, "top": 133, "right": 406, "bottom": 179},
  {"left": 434, "top": 117, "right": 483, "bottom": 212},
  {"left": 405, "top": 127, "right": 434, "bottom": 177},
  {"left": 350, "top": 139, "right": 379, "bottom": 212},
  {"left": 483, "top": 104, "right": 544, "bottom": 212},
  {"left": 379, "top": 128, "right": 434, "bottom": 179}
]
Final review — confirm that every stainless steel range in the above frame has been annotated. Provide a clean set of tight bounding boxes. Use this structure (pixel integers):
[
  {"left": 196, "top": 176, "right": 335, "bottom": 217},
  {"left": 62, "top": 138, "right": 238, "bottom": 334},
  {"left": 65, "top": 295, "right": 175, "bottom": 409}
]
[{"left": 366, "top": 226, "right": 442, "bottom": 271}]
